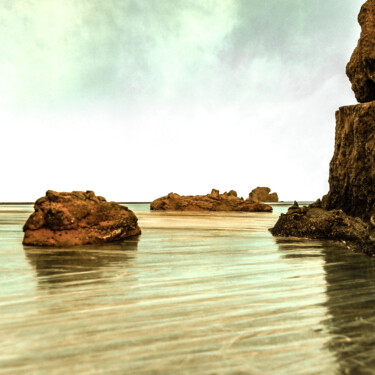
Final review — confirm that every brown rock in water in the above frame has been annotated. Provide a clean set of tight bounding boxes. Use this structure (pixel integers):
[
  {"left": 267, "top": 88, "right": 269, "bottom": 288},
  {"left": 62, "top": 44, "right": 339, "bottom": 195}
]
[
  {"left": 347, "top": 0, "right": 375, "bottom": 102},
  {"left": 23, "top": 190, "right": 141, "bottom": 247},
  {"left": 150, "top": 190, "right": 272, "bottom": 212},
  {"left": 249, "top": 187, "right": 279, "bottom": 202}
]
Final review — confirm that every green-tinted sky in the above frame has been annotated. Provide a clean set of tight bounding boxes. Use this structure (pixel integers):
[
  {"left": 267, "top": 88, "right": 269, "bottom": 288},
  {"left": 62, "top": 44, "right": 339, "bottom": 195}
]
[{"left": 0, "top": 0, "right": 365, "bottom": 201}]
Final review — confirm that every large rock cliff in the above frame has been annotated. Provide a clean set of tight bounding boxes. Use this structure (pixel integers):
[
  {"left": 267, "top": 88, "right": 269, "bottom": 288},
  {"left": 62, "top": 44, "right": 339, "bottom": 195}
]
[
  {"left": 324, "top": 102, "right": 375, "bottom": 221},
  {"left": 271, "top": 0, "right": 375, "bottom": 254},
  {"left": 324, "top": 0, "right": 375, "bottom": 220}
]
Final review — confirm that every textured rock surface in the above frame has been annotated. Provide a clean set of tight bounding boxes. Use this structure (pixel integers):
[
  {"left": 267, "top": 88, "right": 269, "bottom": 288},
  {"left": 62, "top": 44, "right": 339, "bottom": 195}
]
[
  {"left": 347, "top": 0, "right": 375, "bottom": 103},
  {"left": 323, "top": 102, "right": 375, "bottom": 221},
  {"left": 249, "top": 187, "right": 279, "bottom": 202},
  {"left": 23, "top": 190, "right": 141, "bottom": 247},
  {"left": 150, "top": 189, "right": 273, "bottom": 212}
]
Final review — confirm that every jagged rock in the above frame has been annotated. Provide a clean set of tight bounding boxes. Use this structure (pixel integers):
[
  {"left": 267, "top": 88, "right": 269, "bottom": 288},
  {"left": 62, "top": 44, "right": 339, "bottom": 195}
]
[
  {"left": 347, "top": 0, "right": 375, "bottom": 103},
  {"left": 150, "top": 190, "right": 272, "bottom": 212},
  {"left": 249, "top": 187, "right": 279, "bottom": 202},
  {"left": 23, "top": 190, "right": 141, "bottom": 247}
]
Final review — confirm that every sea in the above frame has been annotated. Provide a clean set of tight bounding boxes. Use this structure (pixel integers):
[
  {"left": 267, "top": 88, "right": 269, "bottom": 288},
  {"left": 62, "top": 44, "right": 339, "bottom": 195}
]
[{"left": 1, "top": 203, "right": 375, "bottom": 374}]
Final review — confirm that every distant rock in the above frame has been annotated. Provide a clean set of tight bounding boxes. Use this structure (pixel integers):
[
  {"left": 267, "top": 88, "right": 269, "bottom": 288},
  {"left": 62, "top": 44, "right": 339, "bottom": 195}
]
[
  {"left": 249, "top": 187, "right": 279, "bottom": 202},
  {"left": 150, "top": 189, "right": 272, "bottom": 212},
  {"left": 347, "top": 0, "right": 375, "bottom": 102},
  {"left": 23, "top": 190, "right": 141, "bottom": 247}
]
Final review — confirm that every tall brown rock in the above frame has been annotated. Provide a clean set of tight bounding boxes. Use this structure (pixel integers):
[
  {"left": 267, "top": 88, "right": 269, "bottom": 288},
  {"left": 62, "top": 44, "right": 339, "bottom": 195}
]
[
  {"left": 346, "top": 0, "right": 375, "bottom": 103},
  {"left": 324, "top": 102, "right": 375, "bottom": 221},
  {"left": 271, "top": 0, "right": 375, "bottom": 254},
  {"left": 324, "top": 0, "right": 375, "bottom": 220}
]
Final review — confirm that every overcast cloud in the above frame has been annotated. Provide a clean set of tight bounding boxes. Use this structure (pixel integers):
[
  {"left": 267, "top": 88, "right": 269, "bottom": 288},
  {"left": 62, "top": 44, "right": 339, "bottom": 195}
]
[{"left": 0, "top": 0, "right": 365, "bottom": 201}]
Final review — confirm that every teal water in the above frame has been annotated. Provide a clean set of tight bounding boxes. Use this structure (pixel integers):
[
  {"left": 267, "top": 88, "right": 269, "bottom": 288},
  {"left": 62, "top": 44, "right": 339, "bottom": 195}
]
[{"left": 1, "top": 203, "right": 375, "bottom": 374}]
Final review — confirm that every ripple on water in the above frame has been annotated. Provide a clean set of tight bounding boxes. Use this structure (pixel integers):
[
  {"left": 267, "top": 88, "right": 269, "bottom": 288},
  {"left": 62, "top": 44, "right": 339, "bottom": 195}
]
[{"left": 0, "top": 204, "right": 375, "bottom": 374}]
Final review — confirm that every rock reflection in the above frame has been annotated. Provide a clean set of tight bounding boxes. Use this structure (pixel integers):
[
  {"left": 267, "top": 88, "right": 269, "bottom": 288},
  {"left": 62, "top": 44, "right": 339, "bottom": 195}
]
[
  {"left": 275, "top": 237, "right": 328, "bottom": 259},
  {"left": 24, "top": 238, "right": 139, "bottom": 289},
  {"left": 277, "top": 236, "right": 375, "bottom": 374},
  {"left": 323, "top": 247, "right": 375, "bottom": 374}
]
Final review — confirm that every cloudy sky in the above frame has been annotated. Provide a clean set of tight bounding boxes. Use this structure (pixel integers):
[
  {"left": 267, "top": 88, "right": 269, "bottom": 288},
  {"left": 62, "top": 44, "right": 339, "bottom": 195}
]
[{"left": 0, "top": 0, "right": 364, "bottom": 202}]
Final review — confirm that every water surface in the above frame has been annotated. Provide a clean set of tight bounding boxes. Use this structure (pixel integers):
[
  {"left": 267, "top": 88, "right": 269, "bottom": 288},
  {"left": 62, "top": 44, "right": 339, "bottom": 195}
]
[{"left": 1, "top": 203, "right": 375, "bottom": 374}]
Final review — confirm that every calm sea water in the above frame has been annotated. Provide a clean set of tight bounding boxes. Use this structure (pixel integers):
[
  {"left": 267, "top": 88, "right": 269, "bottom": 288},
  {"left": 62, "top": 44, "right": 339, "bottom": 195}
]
[{"left": 1, "top": 203, "right": 375, "bottom": 374}]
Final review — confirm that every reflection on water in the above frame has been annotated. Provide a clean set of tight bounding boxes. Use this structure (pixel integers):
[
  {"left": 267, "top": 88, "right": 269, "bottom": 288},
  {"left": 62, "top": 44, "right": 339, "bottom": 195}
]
[
  {"left": 323, "top": 247, "right": 375, "bottom": 374},
  {"left": 277, "top": 237, "right": 375, "bottom": 375},
  {"left": 2, "top": 203, "right": 375, "bottom": 374},
  {"left": 25, "top": 239, "right": 139, "bottom": 288}
]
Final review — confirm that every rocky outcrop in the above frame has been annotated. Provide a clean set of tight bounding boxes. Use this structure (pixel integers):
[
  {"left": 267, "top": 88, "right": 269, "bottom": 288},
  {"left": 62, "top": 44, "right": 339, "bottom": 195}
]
[
  {"left": 249, "top": 187, "right": 279, "bottom": 202},
  {"left": 346, "top": 0, "right": 375, "bottom": 103},
  {"left": 271, "top": 0, "right": 375, "bottom": 255},
  {"left": 23, "top": 190, "right": 141, "bottom": 247},
  {"left": 150, "top": 189, "right": 273, "bottom": 212}
]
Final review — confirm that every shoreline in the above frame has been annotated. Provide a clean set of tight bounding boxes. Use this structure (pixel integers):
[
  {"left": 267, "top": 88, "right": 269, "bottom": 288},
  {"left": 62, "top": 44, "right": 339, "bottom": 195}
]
[{"left": 0, "top": 201, "right": 152, "bottom": 205}]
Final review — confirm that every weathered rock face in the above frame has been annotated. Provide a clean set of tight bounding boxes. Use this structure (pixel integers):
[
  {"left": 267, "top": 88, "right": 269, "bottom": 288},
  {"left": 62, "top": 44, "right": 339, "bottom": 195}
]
[
  {"left": 249, "top": 187, "right": 279, "bottom": 202},
  {"left": 324, "top": 102, "right": 375, "bottom": 221},
  {"left": 23, "top": 190, "right": 141, "bottom": 247},
  {"left": 150, "top": 189, "right": 273, "bottom": 212},
  {"left": 346, "top": 0, "right": 375, "bottom": 103}
]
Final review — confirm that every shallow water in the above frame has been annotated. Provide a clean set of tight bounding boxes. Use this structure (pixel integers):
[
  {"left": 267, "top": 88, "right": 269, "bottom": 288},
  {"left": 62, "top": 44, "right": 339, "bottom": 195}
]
[{"left": 1, "top": 203, "right": 375, "bottom": 374}]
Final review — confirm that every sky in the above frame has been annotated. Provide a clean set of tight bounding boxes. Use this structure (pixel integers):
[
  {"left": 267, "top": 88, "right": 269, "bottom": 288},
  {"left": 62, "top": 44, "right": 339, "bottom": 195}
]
[{"left": 0, "top": 0, "right": 365, "bottom": 202}]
